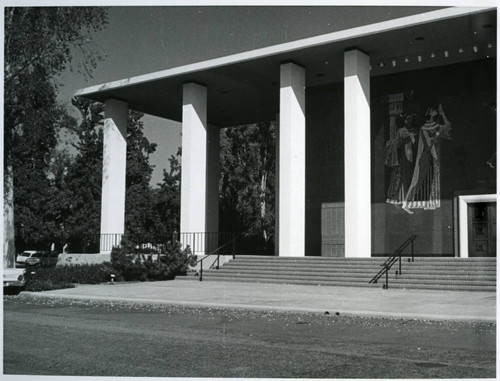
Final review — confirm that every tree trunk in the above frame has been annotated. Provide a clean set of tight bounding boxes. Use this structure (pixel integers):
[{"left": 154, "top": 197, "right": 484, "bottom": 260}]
[
  {"left": 4, "top": 164, "right": 16, "bottom": 268},
  {"left": 260, "top": 171, "right": 268, "bottom": 241}
]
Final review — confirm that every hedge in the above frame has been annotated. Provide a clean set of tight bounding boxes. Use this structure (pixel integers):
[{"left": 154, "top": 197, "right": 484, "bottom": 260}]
[
  {"left": 24, "top": 263, "right": 112, "bottom": 292},
  {"left": 21, "top": 239, "right": 196, "bottom": 292}
]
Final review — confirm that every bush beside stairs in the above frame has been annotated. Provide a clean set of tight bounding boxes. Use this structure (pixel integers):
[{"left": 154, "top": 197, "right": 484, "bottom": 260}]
[{"left": 177, "top": 256, "right": 496, "bottom": 291}]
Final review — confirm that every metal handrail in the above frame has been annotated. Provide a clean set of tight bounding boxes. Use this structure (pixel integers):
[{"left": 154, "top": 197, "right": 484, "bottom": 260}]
[
  {"left": 196, "top": 235, "right": 239, "bottom": 281},
  {"left": 369, "top": 235, "right": 417, "bottom": 289},
  {"left": 180, "top": 232, "right": 236, "bottom": 256}
]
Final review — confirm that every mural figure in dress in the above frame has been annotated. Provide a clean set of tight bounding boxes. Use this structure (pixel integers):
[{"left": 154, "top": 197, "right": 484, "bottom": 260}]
[{"left": 385, "top": 104, "right": 451, "bottom": 214}]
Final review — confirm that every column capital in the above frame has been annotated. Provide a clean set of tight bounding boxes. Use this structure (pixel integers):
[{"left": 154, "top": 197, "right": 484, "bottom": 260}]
[
  {"left": 104, "top": 97, "right": 127, "bottom": 104},
  {"left": 280, "top": 59, "right": 305, "bottom": 69},
  {"left": 183, "top": 80, "right": 207, "bottom": 88},
  {"left": 344, "top": 46, "right": 370, "bottom": 56}
]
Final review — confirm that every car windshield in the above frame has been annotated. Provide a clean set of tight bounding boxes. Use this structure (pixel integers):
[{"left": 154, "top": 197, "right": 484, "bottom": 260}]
[
  {"left": 32, "top": 253, "right": 44, "bottom": 258},
  {"left": 22, "top": 252, "right": 35, "bottom": 257}
]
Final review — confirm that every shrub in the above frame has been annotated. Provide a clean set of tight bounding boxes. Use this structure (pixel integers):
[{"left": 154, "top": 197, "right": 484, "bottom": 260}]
[
  {"left": 111, "top": 239, "right": 196, "bottom": 282},
  {"left": 24, "top": 264, "right": 113, "bottom": 292},
  {"left": 22, "top": 239, "right": 196, "bottom": 291}
]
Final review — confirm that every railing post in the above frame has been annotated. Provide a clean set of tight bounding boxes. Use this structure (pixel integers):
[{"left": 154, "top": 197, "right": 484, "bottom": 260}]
[
  {"left": 216, "top": 254, "right": 220, "bottom": 270},
  {"left": 411, "top": 239, "right": 414, "bottom": 262},
  {"left": 399, "top": 254, "right": 402, "bottom": 276},
  {"left": 385, "top": 264, "right": 389, "bottom": 289},
  {"left": 199, "top": 259, "right": 203, "bottom": 282},
  {"left": 232, "top": 234, "right": 236, "bottom": 260},
  {"left": 193, "top": 233, "right": 196, "bottom": 256}
]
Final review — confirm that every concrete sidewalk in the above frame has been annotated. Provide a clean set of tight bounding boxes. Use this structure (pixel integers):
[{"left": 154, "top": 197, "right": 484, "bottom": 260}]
[{"left": 23, "top": 279, "right": 496, "bottom": 322}]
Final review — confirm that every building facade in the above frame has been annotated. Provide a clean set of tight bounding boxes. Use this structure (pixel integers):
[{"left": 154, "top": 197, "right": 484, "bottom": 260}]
[{"left": 77, "top": 6, "right": 497, "bottom": 257}]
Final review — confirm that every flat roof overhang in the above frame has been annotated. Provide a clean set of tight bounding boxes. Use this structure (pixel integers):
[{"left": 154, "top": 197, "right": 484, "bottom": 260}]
[{"left": 76, "top": 7, "right": 496, "bottom": 127}]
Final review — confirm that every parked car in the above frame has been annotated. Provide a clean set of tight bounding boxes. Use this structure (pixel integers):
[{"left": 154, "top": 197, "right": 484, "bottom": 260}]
[
  {"left": 3, "top": 267, "right": 26, "bottom": 294},
  {"left": 25, "top": 252, "right": 45, "bottom": 267},
  {"left": 18, "top": 251, "right": 58, "bottom": 268},
  {"left": 16, "top": 250, "right": 38, "bottom": 267},
  {"left": 16, "top": 250, "right": 52, "bottom": 268}
]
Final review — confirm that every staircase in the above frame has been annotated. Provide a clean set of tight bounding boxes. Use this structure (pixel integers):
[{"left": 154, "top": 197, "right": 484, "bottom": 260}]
[{"left": 178, "top": 256, "right": 496, "bottom": 291}]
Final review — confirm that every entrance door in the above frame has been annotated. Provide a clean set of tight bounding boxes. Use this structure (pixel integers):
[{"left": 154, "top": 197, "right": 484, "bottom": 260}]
[{"left": 468, "top": 202, "right": 496, "bottom": 257}]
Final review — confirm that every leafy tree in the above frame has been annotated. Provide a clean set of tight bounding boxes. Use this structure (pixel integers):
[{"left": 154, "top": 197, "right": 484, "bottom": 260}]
[
  {"left": 219, "top": 122, "right": 276, "bottom": 254},
  {"left": 48, "top": 148, "right": 73, "bottom": 191},
  {"left": 6, "top": 51, "right": 76, "bottom": 258},
  {"left": 154, "top": 147, "right": 182, "bottom": 241},
  {"left": 4, "top": 7, "right": 108, "bottom": 267},
  {"left": 44, "top": 148, "right": 74, "bottom": 250}
]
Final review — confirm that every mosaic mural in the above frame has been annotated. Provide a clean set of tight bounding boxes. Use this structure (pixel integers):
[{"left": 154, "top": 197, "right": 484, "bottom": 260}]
[{"left": 385, "top": 99, "right": 452, "bottom": 214}]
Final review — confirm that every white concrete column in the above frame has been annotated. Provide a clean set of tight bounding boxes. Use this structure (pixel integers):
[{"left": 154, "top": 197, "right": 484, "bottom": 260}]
[
  {"left": 279, "top": 62, "right": 306, "bottom": 257},
  {"left": 100, "top": 99, "right": 128, "bottom": 253},
  {"left": 344, "top": 49, "right": 371, "bottom": 258},
  {"left": 181, "top": 82, "right": 220, "bottom": 254}
]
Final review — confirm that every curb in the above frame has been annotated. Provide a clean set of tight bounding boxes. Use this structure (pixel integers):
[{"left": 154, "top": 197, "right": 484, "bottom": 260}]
[{"left": 21, "top": 291, "right": 496, "bottom": 323}]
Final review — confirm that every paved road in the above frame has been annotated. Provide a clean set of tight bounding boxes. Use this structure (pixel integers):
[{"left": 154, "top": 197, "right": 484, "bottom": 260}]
[{"left": 4, "top": 295, "right": 495, "bottom": 378}]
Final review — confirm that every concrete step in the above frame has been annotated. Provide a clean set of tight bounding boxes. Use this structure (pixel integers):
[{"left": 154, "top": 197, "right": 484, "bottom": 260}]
[
  {"left": 221, "top": 263, "right": 496, "bottom": 274},
  {"left": 228, "top": 259, "right": 496, "bottom": 268},
  {"left": 231, "top": 255, "right": 496, "bottom": 262},
  {"left": 182, "top": 256, "right": 496, "bottom": 291},
  {"left": 201, "top": 270, "right": 496, "bottom": 284},
  {"left": 177, "top": 274, "right": 496, "bottom": 292},
  {"left": 212, "top": 267, "right": 496, "bottom": 281}
]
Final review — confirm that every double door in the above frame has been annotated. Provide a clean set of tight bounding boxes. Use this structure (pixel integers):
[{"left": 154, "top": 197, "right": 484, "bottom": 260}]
[{"left": 468, "top": 202, "right": 496, "bottom": 257}]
